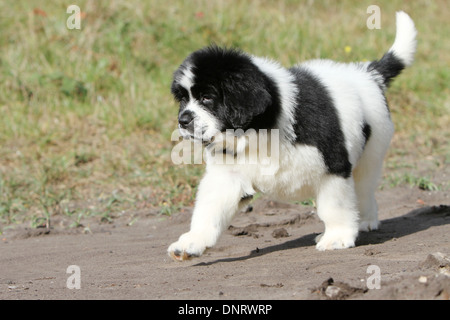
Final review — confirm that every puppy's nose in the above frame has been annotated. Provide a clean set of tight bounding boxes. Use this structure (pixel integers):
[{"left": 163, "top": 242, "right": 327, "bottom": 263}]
[{"left": 178, "top": 110, "right": 194, "bottom": 128}]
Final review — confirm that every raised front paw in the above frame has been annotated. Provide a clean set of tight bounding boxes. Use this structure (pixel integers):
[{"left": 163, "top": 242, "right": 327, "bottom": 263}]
[{"left": 167, "top": 232, "right": 207, "bottom": 261}]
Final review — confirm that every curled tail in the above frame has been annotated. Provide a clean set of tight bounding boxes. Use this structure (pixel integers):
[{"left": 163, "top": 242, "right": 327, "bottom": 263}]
[{"left": 368, "top": 11, "right": 417, "bottom": 88}]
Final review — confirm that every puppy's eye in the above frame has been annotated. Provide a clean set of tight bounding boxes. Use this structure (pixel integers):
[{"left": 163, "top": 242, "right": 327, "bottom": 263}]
[
  {"left": 201, "top": 96, "right": 213, "bottom": 105},
  {"left": 179, "top": 96, "right": 188, "bottom": 105}
]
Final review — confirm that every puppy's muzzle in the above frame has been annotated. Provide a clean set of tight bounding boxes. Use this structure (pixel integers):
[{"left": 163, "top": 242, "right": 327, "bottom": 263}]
[{"left": 178, "top": 110, "right": 194, "bottom": 130}]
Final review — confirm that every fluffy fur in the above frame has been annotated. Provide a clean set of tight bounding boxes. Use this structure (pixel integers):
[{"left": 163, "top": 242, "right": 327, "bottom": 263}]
[{"left": 168, "top": 12, "right": 417, "bottom": 261}]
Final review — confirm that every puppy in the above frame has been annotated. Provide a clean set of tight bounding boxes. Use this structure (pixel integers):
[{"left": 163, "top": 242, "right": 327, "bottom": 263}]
[{"left": 168, "top": 12, "right": 417, "bottom": 261}]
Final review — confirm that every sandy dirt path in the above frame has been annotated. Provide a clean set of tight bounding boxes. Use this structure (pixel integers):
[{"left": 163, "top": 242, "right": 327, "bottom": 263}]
[{"left": 1, "top": 184, "right": 449, "bottom": 300}]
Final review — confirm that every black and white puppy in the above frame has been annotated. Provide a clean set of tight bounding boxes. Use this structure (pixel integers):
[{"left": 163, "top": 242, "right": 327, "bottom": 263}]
[{"left": 168, "top": 12, "right": 417, "bottom": 261}]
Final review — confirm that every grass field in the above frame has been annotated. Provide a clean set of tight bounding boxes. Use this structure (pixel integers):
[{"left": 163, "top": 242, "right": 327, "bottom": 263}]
[{"left": 0, "top": 0, "right": 448, "bottom": 231}]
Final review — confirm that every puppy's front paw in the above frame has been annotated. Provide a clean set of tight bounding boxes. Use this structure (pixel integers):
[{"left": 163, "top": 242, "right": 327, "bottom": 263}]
[
  {"left": 315, "top": 228, "right": 357, "bottom": 251},
  {"left": 167, "top": 232, "right": 207, "bottom": 261}
]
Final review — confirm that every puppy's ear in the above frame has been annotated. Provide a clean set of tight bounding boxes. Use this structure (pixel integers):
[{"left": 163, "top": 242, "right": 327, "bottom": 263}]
[{"left": 221, "top": 74, "right": 272, "bottom": 129}]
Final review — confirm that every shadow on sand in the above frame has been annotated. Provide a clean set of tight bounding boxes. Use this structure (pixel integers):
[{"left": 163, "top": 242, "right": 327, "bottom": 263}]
[{"left": 194, "top": 205, "right": 449, "bottom": 266}]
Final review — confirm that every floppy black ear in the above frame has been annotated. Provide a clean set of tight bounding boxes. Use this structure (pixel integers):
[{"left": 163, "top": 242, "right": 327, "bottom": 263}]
[{"left": 221, "top": 73, "right": 272, "bottom": 129}]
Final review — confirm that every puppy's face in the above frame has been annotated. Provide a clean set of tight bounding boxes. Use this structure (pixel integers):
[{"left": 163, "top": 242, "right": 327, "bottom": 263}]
[{"left": 171, "top": 47, "right": 274, "bottom": 143}]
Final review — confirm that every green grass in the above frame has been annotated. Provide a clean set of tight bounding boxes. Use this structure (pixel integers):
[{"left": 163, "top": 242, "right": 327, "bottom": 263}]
[
  {"left": 0, "top": 0, "right": 449, "bottom": 231},
  {"left": 383, "top": 173, "right": 440, "bottom": 191}
]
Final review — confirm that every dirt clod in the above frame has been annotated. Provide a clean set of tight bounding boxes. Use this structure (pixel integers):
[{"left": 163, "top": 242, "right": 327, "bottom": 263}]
[{"left": 272, "top": 228, "right": 290, "bottom": 238}]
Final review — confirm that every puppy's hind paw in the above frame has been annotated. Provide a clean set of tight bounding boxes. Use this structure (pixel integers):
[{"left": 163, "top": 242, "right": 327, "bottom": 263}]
[{"left": 358, "top": 220, "right": 379, "bottom": 232}]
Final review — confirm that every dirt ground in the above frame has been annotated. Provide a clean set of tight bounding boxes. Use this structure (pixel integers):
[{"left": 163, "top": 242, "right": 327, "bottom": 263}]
[{"left": 1, "top": 172, "right": 449, "bottom": 300}]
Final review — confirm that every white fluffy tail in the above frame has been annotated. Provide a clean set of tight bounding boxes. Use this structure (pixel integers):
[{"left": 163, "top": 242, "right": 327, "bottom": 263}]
[
  {"left": 368, "top": 11, "right": 417, "bottom": 87},
  {"left": 388, "top": 11, "right": 417, "bottom": 67}
]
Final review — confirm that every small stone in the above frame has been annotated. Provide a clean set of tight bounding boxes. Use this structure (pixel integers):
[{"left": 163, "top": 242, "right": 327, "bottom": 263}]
[
  {"left": 418, "top": 276, "right": 427, "bottom": 284},
  {"left": 325, "top": 286, "right": 341, "bottom": 298}
]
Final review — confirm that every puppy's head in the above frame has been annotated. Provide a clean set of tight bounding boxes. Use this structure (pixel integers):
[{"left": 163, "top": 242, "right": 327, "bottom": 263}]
[{"left": 171, "top": 46, "right": 276, "bottom": 143}]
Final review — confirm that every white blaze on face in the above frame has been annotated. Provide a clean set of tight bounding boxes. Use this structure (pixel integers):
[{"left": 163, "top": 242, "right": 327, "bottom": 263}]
[{"left": 177, "top": 66, "right": 195, "bottom": 94}]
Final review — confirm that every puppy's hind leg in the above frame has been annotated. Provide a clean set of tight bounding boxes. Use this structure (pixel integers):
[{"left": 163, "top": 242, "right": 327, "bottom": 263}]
[
  {"left": 353, "top": 123, "right": 393, "bottom": 232},
  {"left": 353, "top": 156, "right": 383, "bottom": 232},
  {"left": 315, "top": 175, "right": 359, "bottom": 251},
  {"left": 168, "top": 169, "right": 251, "bottom": 261}
]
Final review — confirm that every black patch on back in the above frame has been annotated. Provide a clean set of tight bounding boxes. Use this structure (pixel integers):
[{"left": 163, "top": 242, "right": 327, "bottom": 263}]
[
  {"left": 289, "top": 67, "right": 352, "bottom": 178},
  {"left": 367, "top": 51, "right": 405, "bottom": 87}
]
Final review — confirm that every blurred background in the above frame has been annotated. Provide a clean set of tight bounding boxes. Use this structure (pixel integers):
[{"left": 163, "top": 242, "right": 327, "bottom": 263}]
[{"left": 0, "top": 0, "right": 448, "bottom": 231}]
